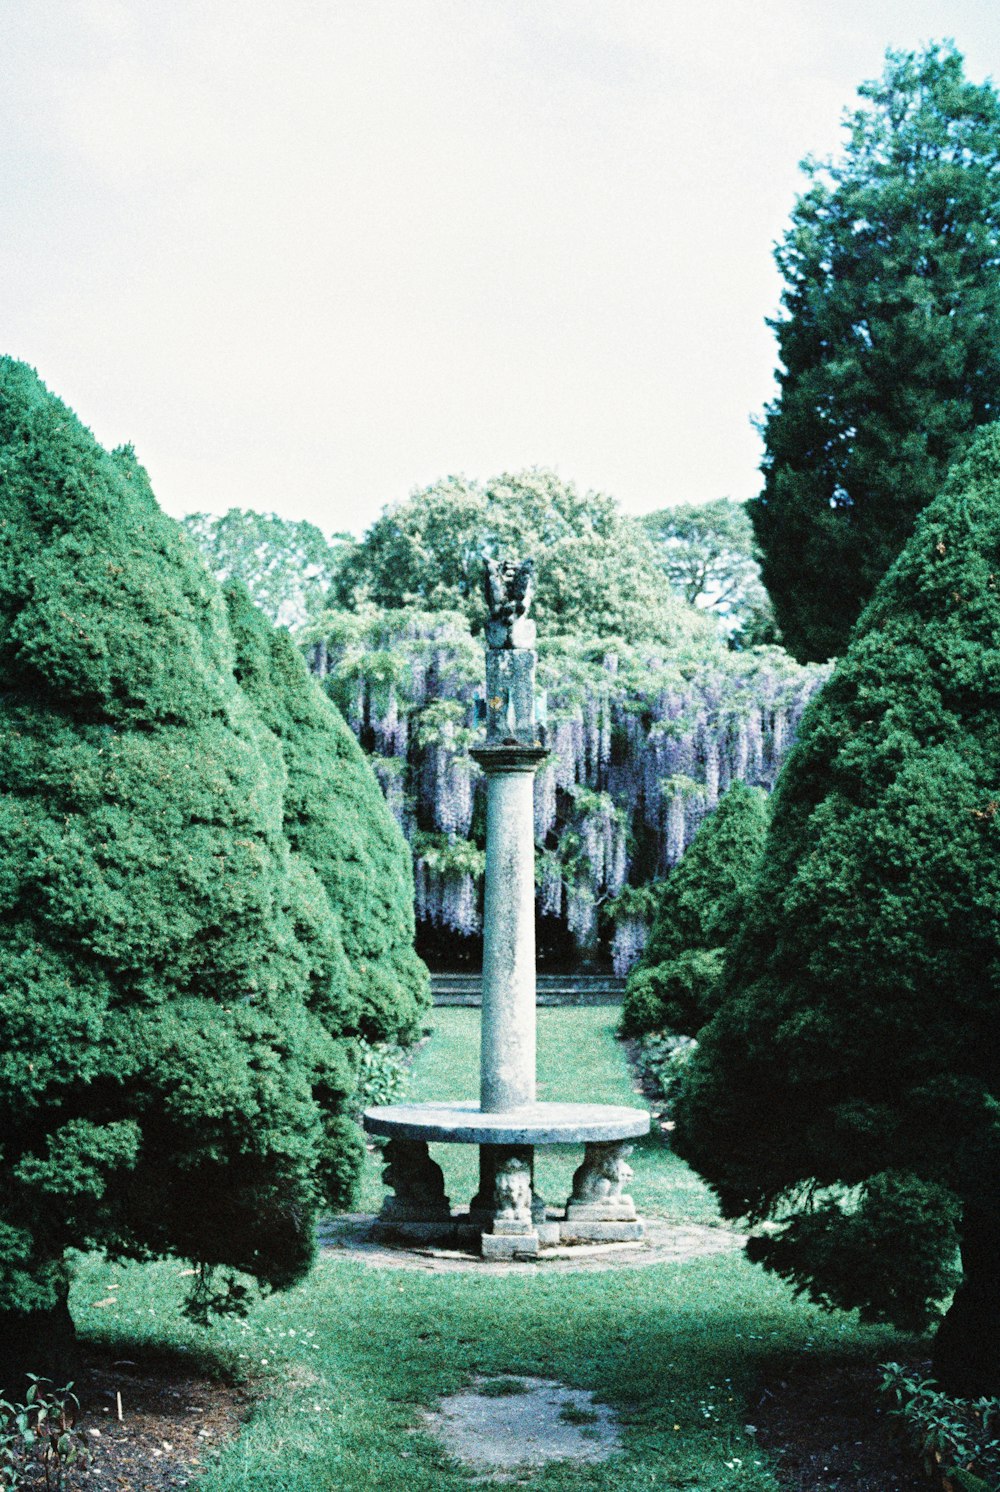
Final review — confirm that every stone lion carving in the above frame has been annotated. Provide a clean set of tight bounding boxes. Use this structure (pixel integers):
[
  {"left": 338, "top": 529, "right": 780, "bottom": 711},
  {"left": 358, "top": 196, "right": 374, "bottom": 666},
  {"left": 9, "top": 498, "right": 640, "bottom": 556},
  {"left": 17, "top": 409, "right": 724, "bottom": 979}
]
[
  {"left": 569, "top": 1142, "right": 634, "bottom": 1206},
  {"left": 381, "top": 1138, "right": 447, "bottom": 1206},
  {"left": 493, "top": 1156, "right": 533, "bottom": 1221}
]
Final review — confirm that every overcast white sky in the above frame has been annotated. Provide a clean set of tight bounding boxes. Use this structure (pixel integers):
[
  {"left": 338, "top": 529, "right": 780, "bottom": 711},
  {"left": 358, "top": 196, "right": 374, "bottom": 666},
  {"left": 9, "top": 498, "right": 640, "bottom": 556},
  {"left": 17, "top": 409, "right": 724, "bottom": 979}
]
[{"left": 3, "top": 1, "right": 999, "bottom": 536}]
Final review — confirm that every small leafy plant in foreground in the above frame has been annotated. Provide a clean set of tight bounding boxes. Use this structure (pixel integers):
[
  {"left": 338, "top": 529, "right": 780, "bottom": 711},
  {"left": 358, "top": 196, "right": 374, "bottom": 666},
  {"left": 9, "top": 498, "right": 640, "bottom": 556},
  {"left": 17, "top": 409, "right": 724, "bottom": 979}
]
[
  {"left": 880, "top": 1362, "right": 1000, "bottom": 1491},
  {"left": 352, "top": 1040, "right": 411, "bottom": 1113},
  {"left": 635, "top": 1033, "right": 698, "bottom": 1117},
  {"left": 0, "top": 1377, "right": 90, "bottom": 1491}
]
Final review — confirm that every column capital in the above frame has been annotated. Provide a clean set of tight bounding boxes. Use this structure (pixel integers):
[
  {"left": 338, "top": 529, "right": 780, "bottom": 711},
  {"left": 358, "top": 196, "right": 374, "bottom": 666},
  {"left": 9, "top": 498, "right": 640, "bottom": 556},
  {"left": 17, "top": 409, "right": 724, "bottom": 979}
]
[{"left": 471, "top": 744, "right": 548, "bottom": 774}]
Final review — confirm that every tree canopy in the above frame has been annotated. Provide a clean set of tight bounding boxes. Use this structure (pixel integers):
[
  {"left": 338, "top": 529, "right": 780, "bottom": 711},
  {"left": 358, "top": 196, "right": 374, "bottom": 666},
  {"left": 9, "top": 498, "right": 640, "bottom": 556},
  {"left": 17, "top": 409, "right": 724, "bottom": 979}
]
[
  {"left": 674, "top": 424, "right": 1000, "bottom": 1395},
  {"left": 333, "top": 469, "right": 703, "bottom": 646},
  {"left": 0, "top": 360, "right": 425, "bottom": 1381},
  {"left": 640, "top": 499, "right": 777, "bottom": 646},
  {"left": 620, "top": 782, "right": 769, "bottom": 1036},
  {"left": 182, "top": 509, "right": 348, "bottom": 630},
  {"left": 752, "top": 43, "right": 1000, "bottom": 662}
]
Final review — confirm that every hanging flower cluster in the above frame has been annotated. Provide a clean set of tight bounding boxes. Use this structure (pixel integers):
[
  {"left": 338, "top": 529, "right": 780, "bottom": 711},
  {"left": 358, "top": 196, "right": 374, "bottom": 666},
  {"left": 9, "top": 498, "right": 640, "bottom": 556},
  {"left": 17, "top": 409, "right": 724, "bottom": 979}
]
[
  {"left": 414, "top": 834, "right": 484, "bottom": 935},
  {"left": 305, "top": 606, "right": 829, "bottom": 965},
  {"left": 611, "top": 917, "right": 650, "bottom": 979}
]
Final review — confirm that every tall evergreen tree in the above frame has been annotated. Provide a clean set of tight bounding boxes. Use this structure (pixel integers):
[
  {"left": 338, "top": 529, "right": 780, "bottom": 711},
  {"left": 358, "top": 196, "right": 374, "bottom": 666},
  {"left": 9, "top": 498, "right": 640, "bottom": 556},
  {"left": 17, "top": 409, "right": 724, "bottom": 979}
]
[
  {"left": 0, "top": 361, "right": 420, "bottom": 1382},
  {"left": 753, "top": 44, "right": 1000, "bottom": 662},
  {"left": 674, "top": 425, "right": 1000, "bottom": 1395}
]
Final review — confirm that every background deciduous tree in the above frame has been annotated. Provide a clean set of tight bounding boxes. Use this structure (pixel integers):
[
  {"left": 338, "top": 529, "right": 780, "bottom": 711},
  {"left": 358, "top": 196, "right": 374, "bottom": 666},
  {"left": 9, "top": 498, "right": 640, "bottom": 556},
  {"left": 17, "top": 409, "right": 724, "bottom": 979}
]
[
  {"left": 674, "top": 425, "right": 1000, "bottom": 1395},
  {"left": 752, "top": 43, "right": 1000, "bottom": 662},
  {"left": 182, "top": 509, "right": 349, "bottom": 630},
  {"left": 333, "top": 469, "right": 701, "bottom": 646},
  {"left": 640, "top": 499, "right": 778, "bottom": 647}
]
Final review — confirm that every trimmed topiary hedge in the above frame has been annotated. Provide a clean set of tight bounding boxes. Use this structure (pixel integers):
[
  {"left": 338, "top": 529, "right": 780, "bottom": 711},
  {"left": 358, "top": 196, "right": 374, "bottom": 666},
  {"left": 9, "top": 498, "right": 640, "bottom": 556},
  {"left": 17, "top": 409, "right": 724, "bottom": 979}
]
[
  {"left": 225, "top": 583, "right": 429, "bottom": 1044},
  {"left": 674, "top": 424, "right": 1000, "bottom": 1395},
  {"left": 0, "top": 359, "right": 425, "bottom": 1382},
  {"left": 620, "top": 781, "right": 769, "bottom": 1036}
]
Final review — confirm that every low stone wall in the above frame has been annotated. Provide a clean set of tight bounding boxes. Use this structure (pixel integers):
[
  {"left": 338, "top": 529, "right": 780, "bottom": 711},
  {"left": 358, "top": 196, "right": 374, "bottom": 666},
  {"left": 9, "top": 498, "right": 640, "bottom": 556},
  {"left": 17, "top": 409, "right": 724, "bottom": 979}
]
[{"left": 431, "top": 974, "right": 624, "bottom": 1007}]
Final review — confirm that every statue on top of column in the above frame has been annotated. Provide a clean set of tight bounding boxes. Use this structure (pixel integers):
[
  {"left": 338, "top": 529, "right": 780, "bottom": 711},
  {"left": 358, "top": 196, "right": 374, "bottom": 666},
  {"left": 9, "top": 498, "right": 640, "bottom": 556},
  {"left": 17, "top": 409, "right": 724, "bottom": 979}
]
[{"left": 483, "top": 556, "right": 535, "bottom": 649}]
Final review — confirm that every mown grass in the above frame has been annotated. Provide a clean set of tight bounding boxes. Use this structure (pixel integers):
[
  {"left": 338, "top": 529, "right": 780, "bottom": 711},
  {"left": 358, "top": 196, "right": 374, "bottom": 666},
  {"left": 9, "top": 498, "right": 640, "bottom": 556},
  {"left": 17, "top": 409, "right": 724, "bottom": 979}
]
[{"left": 71, "top": 1007, "right": 925, "bottom": 1490}]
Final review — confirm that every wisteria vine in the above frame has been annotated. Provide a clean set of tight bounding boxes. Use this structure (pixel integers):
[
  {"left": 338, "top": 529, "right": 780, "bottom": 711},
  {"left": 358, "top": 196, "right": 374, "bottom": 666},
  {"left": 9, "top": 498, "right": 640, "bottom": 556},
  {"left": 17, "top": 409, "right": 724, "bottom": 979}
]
[{"left": 307, "top": 607, "right": 829, "bottom": 970}]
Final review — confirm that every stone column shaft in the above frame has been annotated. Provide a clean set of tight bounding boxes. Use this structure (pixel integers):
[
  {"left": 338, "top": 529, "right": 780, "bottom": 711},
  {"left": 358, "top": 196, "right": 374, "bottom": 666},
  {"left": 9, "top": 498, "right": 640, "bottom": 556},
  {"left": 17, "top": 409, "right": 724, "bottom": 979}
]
[{"left": 479, "top": 762, "right": 537, "bottom": 1112}]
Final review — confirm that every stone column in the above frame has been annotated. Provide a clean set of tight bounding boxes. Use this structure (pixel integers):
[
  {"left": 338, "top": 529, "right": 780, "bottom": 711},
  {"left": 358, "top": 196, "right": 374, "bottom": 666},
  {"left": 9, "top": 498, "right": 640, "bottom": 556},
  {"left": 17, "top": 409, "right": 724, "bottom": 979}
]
[
  {"left": 475, "top": 747, "right": 545, "bottom": 1112},
  {"left": 469, "top": 559, "right": 547, "bottom": 1253},
  {"left": 471, "top": 616, "right": 545, "bottom": 1115}
]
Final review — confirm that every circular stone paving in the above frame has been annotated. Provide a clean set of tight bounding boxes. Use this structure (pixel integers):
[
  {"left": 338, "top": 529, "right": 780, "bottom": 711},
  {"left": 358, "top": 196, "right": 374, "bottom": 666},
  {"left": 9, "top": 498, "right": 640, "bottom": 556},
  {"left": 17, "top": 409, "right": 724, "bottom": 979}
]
[
  {"left": 319, "top": 1214, "right": 744, "bottom": 1274},
  {"left": 424, "top": 1375, "right": 621, "bottom": 1477}
]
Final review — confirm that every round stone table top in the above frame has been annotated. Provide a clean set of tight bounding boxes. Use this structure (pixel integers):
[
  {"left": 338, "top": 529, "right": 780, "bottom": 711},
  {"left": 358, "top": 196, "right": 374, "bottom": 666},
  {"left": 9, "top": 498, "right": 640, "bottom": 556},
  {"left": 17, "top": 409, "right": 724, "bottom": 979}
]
[{"left": 362, "top": 1100, "right": 650, "bottom": 1146}]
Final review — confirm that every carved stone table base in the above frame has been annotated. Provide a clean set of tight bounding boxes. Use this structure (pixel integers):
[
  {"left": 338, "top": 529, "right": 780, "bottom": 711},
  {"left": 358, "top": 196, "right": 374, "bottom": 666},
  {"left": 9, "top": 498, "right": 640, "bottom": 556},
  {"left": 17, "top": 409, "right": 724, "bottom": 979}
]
[
  {"left": 370, "top": 1137, "right": 455, "bottom": 1244},
  {"left": 364, "top": 1103, "right": 650, "bottom": 1255},
  {"left": 473, "top": 1150, "right": 543, "bottom": 1258},
  {"left": 469, "top": 1145, "right": 548, "bottom": 1221},
  {"left": 560, "top": 1141, "right": 645, "bottom": 1243}
]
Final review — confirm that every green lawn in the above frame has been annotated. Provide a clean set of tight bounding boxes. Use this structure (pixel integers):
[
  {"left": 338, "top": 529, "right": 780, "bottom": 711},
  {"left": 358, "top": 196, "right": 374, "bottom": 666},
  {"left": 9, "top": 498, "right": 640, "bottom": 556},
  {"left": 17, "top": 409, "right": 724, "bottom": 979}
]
[{"left": 71, "top": 1007, "right": 924, "bottom": 1490}]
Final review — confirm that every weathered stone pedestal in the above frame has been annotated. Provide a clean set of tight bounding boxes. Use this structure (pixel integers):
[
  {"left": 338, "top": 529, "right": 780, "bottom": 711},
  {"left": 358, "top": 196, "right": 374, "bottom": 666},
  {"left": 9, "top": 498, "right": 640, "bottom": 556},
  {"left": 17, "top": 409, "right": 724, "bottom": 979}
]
[
  {"left": 363, "top": 554, "right": 650, "bottom": 1257},
  {"left": 480, "top": 1154, "right": 538, "bottom": 1258},
  {"left": 363, "top": 1104, "right": 650, "bottom": 1254},
  {"left": 369, "top": 1137, "right": 454, "bottom": 1245},
  {"left": 562, "top": 1141, "right": 644, "bottom": 1243}
]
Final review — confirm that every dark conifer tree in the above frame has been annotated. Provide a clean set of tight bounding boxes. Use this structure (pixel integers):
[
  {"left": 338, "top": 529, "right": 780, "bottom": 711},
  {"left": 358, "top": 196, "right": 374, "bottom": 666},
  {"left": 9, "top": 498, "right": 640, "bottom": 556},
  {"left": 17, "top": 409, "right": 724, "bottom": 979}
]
[
  {"left": 224, "top": 582, "right": 429, "bottom": 1045},
  {"left": 753, "top": 44, "right": 1000, "bottom": 662},
  {"left": 675, "top": 425, "right": 1000, "bottom": 1394}
]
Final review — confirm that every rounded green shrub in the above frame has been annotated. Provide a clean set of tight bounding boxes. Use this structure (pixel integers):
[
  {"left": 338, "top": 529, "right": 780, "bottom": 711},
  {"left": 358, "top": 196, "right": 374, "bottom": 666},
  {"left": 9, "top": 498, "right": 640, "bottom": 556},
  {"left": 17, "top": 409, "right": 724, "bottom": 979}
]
[
  {"left": 674, "top": 425, "right": 1000, "bottom": 1394},
  {"left": 0, "top": 360, "right": 423, "bottom": 1380},
  {"left": 620, "top": 782, "right": 769, "bottom": 1036},
  {"left": 225, "top": 583, "right": 429, "bottom": 1043}
]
